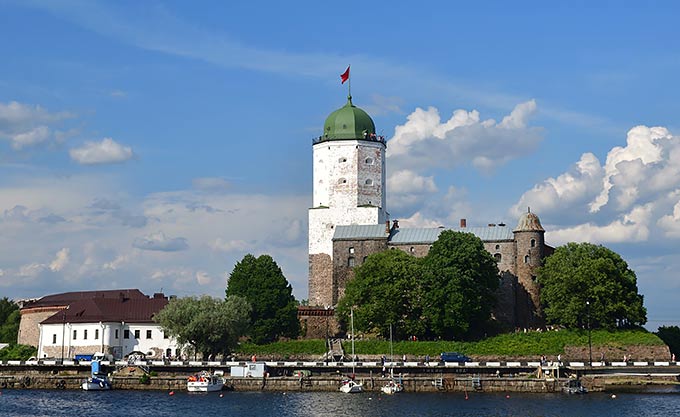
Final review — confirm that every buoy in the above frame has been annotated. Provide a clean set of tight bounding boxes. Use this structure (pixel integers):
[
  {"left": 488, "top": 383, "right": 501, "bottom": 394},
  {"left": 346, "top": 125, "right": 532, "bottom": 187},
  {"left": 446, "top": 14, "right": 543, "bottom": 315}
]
[
  {"left": 219, "top": 394, "right": 223, "bottom": 398},
  {"left": 169, "top": 391, "right": 175, "bottom": 396},
  {"left": 506, "top": 395, "right": 510, "bottom": 399},
  {"left": 611, "top": 394, "right": 617, "bottom": 399}
]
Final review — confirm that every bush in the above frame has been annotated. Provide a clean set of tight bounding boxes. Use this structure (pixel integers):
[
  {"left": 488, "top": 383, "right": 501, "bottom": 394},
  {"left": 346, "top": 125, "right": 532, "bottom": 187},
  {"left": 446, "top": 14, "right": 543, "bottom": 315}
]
[{"left": 0, "top": 344, "right": 37, "bottom": 360}]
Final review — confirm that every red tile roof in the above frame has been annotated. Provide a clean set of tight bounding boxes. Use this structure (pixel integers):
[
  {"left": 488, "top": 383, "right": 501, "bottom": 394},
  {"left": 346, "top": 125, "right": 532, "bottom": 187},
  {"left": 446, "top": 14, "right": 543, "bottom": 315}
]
[{"left": 22, "top": 289, "right": 147, "bottom": 309}]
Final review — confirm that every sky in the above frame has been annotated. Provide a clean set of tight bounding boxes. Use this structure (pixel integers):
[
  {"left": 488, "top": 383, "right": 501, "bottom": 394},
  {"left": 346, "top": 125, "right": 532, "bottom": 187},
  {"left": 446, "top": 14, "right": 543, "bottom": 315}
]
[{"left": 1, "top": 1, "right": 680, "bottom": 331}]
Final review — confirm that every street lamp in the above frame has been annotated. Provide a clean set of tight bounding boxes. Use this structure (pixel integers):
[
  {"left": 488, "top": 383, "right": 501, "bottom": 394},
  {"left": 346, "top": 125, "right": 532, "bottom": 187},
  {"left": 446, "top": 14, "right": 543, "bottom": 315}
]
[
  {"left": 586, "top": 300, "right": 592, "bottom": 367},
  {"left": 60, "top": 305, "right": 69, "bottom": 362}
]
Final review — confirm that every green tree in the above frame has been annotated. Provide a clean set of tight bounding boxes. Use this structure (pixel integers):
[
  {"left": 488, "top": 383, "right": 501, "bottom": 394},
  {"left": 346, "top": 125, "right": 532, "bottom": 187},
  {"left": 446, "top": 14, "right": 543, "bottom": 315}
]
[
  {"left": 154, "top": 295, "right": 251, "bottom": 358},
  {"left": 539, "top": 242, "right": 646, "bottom": 330},
  {"left": 420, "top": 231, "right": 500, "bottom": 340},
  {"left": 0, "top": 344, "right": 36, "bottom": 360},
  {"left": 656, "top": 326, "right": 680, "bottom": 358},
  {"left": 0, "top": 298, "right": 20, "bottom": 343},
  {"left": 337, "top": 249, "right": 424, "bottom": 340},
  {"left": 226, "top": 254, "right": 300, "bottom": 344}
]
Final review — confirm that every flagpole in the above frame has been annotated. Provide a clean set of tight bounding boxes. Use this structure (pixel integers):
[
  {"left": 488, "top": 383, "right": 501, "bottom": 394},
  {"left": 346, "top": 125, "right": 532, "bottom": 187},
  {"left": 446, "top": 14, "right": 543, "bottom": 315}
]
[{"left": 348, "top": 66, "right": 352, "bottom": 102}]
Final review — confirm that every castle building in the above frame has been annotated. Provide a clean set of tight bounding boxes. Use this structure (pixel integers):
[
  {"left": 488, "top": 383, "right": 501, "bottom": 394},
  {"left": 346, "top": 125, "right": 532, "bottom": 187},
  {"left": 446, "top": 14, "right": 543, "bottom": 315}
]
[{"left": 302, "top": 95, "right": 553, "bottom": 336}]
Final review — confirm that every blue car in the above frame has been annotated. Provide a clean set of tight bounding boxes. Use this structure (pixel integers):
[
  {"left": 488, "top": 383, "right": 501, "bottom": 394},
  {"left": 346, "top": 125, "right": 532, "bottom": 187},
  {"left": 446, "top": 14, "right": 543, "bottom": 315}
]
[{"left": 440, "top": 352, "right": 471, "bottom": 362}]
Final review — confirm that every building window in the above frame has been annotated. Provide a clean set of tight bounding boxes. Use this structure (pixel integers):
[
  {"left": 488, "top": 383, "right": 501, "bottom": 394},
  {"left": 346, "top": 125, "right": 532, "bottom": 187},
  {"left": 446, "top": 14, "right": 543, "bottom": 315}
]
[
  {"left": 495, "top": 244, "right": 500, "bottom": 250},
  {"left": 84, "top": 329, "right": 88, "bottom": 340},
  {"left": 124, "top": 329, "right": 130, "bottom": 339},
  {"left": 164, "top": 331, "right": 168, "bottom": 339},
  {"left": 95, "top": 329, "right": 99, "bottom": 340},
  {"left": 409, "top": 247, "right": 415, "bottom": 253},
  {"left": 349, "top": 247, "right": 355, "bottom": 254},
  {"left": 363, "top": 256, "right": 368, "bottom": 263},
  {"left": 524, "top": 255, "right": 530, "bottom": 264},
  {"left": 73, "top": 330, "right": 77, "bottom": 340},
  {"left": 494, "top": 253, "right": 502, "bottom": 262},
  {"left": 52, "top": 334, "right": 57, "bottom": 344},
  {"left": 348, "top": 257, "right": 355, "bottom": 267},
  {"left": 115, "top": 329, "right": 119, "bottom": 339},
  {"left": 365, "top": 179, "right": 373, "bottom": 185},
  {"left": 365, "top": 157, "right": 374, "bottom": 165},
  {"left": 531, "top": 275, "right": 537, "bottom": 282},
  {"left": 530, "top": 239, "right": 536, "bottom": 248},
  {"left": 338, "top": 157, "right": 347, "bottom": 163},
  {"left": 338, "top": 178, "right": 347, "bottom": 184},
  {"left": 134, "top": 330, "right": 140, "bottom": 339},
  {"left": 146, "top": 330, "right": 152, "bottom": 339}
]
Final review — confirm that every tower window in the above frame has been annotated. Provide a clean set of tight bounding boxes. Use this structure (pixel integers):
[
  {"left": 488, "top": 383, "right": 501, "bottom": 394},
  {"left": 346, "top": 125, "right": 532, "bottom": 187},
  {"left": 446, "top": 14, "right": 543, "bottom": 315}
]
[
  {"left": 409, "top": 247, "right": 415, "bottom": 253},
  {"left": 338, "top": 178, "right": 347, "bottom": 184},
  {"left": 365, "top": 179, "right": 373, "bottom": 185},
  {"left": 495, "top": 244, "right": 500, "bottom": 250},
  {"left": 349, "top": 247, "right": 355, "bottom": 254},
  {"left": 530, "top": 239, "right": 536, "bottom": 248},
  {"left": 339, "top": 157, "right": 347, "bottom": 163},
  {"left": 494, "top": 253, "right": 502, "bottom": 262},
  {"left": 348, "top": 257, "right": 355, "bottom": 267},
  {"left": 524, "top": 255, "right": 530, "bottom": 264},
  {"left": 365, "top": 157, "right": 374, "bottom": 165}
]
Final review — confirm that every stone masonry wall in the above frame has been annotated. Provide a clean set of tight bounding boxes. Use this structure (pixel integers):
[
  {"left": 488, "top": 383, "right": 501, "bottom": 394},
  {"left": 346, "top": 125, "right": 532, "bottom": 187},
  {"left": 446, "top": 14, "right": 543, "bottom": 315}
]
[{"left": 19, "top": 308, "right": 62, "bottom": 347}]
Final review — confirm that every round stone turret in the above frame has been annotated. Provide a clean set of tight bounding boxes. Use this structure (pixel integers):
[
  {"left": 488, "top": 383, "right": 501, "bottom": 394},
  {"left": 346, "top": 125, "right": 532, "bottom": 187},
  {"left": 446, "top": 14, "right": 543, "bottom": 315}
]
[
  {"left": 514, "top": 208, "right": 545, "bottom": 232},
  {"left": 322, "top": 97, "right": 376, "bottom": 141}
]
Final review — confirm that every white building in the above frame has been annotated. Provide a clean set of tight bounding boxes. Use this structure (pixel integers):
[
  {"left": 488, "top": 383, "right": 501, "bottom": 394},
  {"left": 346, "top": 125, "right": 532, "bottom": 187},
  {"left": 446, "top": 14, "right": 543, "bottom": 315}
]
[
  {"left": 30, "top": 290, "right": 180, "bottom": 360},
  {"left": 308, "top": 96, "right": 388, "bottom": 306}
]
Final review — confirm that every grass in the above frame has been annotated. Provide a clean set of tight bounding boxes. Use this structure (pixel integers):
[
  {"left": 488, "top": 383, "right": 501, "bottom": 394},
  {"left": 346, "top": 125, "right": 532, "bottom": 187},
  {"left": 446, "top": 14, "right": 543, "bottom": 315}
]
[{"left": 236, "top": 329, "right": 664, "bottom": 358}]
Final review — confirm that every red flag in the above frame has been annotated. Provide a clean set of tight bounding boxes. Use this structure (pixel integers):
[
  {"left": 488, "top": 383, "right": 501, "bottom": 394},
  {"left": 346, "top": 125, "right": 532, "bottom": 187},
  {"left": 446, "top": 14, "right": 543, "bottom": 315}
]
[{"left": 340, "top": 66, "right": 350, "bottom": 84}]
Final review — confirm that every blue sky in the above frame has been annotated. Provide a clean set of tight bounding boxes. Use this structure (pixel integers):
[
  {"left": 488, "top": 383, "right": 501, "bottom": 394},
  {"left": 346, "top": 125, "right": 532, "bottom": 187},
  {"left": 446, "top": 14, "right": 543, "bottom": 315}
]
[{"left": 2, "top": 1, "right": 680, "bottom": 331}]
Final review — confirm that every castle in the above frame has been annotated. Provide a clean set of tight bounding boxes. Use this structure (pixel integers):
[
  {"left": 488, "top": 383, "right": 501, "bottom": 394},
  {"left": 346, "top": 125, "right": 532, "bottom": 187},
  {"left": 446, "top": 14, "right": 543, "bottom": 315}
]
[{"left": 300, "top": 95, "right": 553, "bottom": 337}]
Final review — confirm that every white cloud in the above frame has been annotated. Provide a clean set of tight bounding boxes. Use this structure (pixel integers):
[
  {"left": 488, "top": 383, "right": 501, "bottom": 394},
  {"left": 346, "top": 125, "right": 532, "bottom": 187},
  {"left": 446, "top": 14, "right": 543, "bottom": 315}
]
[
  {"left": 19, "top": 263, "right": 45, "bottom": 278},
  {"left": 49, "top": 248, "right": 70, "bottom": 272},
  {"left": 0, "top": 101, "right": 73, "bottom": 150},
  {"left": 386, "top": 100, "right": 541, "bottom": 174},
  {"left": 211, "top": 238, "right": 251, "bottom": 252},
  {"left": 133, "top": 231, "right": 189, "bottom": 252},
  {"left": 70, "top": 138, "right": 134, "bottom": 165},
  {"left": 10, "top": 126, "right": 50, "bottom": 149},
  {"left": 195, "top": 271, "right": 211, "bottom": 286},
  {"left": 398, "top": 212, "right": 444, "bottom": 228}
]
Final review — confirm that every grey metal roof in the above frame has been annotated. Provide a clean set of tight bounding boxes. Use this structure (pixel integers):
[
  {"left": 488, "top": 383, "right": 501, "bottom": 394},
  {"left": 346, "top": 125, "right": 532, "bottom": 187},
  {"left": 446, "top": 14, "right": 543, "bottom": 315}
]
[
  {"left": 335, "top": 224, "right": 514, "bottom": 244},
  {"left": 333, "top": 224, "right": 387, "bottom": 240}
]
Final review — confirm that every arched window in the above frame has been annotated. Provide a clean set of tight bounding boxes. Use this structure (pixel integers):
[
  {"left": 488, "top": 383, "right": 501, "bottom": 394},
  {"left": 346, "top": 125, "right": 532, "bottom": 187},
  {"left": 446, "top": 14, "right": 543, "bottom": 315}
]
[
  {"left": 530, "top": 239, "right": 536, "bottom": 248},
  {"left": 409, "top": 247, "right": 415, "bottom": 253},
  {"left": 495, "top": 244, "right": 500, "bottom": 250},
  {"left": 524, "top": 255, "right": 530, "bottom": 264},
  {"left": 494, "top": 253, "right": 502, "bottom": 262},
  {"left": 365, "top": 157, "right": 374, "bottom": 165},
  {"left": 365, "top": 179, "right": 373, "bottom": 185},
  {"left": 348, "top": 257, "right": 355, "bottom": 267}
]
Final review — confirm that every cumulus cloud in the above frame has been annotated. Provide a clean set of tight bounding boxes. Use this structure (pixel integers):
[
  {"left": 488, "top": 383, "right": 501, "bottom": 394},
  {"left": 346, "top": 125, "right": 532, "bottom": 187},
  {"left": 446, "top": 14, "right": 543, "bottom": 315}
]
[
  {"left": 387, "top": 100, "right": 542, "bottom": 173},
  {"left": 70, "top": 138, "right": 134, "bottom": 165},
  {"left": 387, "top": 169, "right": 438, "bottom": 211},
  {"left": 515, "top": 125, "right": 680, "bottom": 245},
  {"left": 133, "top": 231, "right": 189, "bottom": 252},
  {"left": 0, "top": 101, "right": 73, "bottom": 150},
  {"left": 49, "top": 248, "right": 70, "bottom": 272},
  {"left": 397, "top": 211, "right": 444, "bottom": 228},
  {"left": 195, "top": 271, "right": 212, "bottom": 285}
]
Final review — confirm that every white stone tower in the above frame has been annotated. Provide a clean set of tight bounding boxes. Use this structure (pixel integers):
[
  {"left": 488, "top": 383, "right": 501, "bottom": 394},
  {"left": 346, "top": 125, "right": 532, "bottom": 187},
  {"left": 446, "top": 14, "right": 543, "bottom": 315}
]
[{"left": 308, "top": 96, "right": 387, "bottom": 307}]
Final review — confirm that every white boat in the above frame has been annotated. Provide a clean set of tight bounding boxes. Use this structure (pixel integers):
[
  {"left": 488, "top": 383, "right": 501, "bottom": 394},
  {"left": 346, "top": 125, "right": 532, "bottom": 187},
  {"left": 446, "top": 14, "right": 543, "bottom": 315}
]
[
  {"left": 381, "top": 379, "right": 403, "bottom": 395},
  {"left": 340, "top": 379, "right": 363, "bottom": 393},
  {"left": 340, "top": 309, "right": 363, "bottom": 393},
  {"left": 82, "top": 375, "right": 111, "bottom": 390},
  {"left": 187, "top": 370, "right": 224, "bottom": 392},
  {"left": 381, "top": 325, "right": 403, "bottom": 395}
]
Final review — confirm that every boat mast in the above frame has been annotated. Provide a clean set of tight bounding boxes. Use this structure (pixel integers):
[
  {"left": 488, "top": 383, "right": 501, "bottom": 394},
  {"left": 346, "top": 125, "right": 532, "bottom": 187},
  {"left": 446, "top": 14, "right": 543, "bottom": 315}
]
[{"left": 351, "top": 308, "right": 355, "bottom": 375}]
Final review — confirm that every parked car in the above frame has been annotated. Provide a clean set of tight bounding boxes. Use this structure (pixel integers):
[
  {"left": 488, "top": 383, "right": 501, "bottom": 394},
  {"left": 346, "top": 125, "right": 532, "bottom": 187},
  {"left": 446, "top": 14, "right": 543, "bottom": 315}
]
[{"left": 440, "top": 352, "right": 471, "bottom": 362}]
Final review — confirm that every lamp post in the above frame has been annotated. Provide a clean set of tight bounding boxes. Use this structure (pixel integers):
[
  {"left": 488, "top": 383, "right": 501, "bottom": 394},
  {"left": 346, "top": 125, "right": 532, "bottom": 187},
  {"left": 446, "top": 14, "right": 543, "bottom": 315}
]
[
  {"left": 60, "top": 305, "right": 69, "bottom": 362},
  {"left": 586, "top": 300, "right": 592, "bottom": 367}
]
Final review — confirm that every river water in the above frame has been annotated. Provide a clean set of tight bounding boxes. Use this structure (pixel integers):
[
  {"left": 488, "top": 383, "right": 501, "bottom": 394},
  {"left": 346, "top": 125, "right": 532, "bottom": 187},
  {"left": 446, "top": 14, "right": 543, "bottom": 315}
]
[{"left": 1, "top": 388, "right": 680, "bottom": 416}]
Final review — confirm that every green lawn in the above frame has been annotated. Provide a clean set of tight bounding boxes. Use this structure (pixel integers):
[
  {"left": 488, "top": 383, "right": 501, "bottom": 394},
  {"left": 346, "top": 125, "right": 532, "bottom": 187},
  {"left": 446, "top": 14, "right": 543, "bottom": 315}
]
[{"left": 236, "top": 329, "right": 664, "bottom": 359}]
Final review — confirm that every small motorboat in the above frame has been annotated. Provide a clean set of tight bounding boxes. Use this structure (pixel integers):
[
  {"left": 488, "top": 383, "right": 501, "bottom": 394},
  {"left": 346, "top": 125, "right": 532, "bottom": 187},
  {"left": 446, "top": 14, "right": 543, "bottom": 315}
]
[
  {"left": 339, "top": 378, "right": 363, "bottom": 393},
  {"left": 82, "top": 359, "right": 112, "bottom": 390},
  {"left": 381, "top": 379, "right": 403, "bottom": 395},
  {"left": 562, "top": 379, "right": 588, "bottom": 394},
  {"left": 187, "top": 370, "right": 224, "bottom": 393},
  {"left": 82, "top": 375, "right": 111, "bottom": 391}
]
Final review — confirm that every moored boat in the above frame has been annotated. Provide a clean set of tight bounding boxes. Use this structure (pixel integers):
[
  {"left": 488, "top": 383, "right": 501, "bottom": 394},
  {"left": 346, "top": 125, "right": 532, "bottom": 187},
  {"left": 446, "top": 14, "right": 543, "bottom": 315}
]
[
  {"left": 82, "top": 375, "right": 112, "bottom": 391},
  {"left": 187, "top": 370, "right": 224, "bottom": 392},
  {"left": 381, "top": 379, "right": 403, "bottom": 395},
  {"left": 339, "top": 379, "right": 363, "bottom": 394}
]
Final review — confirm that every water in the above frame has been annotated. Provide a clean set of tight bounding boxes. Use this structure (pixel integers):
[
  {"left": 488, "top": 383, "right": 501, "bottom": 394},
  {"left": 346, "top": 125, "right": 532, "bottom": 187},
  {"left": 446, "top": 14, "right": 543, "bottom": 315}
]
[{"left": 2, "top": 389, "right": 680, "bottom": 417}]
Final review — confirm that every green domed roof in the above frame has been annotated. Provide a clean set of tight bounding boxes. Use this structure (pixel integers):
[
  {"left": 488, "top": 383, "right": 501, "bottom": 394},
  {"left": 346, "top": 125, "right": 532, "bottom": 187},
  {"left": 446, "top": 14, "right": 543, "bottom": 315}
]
[{"left": 322, "top": 97, "right": 376, "bottom": 141}]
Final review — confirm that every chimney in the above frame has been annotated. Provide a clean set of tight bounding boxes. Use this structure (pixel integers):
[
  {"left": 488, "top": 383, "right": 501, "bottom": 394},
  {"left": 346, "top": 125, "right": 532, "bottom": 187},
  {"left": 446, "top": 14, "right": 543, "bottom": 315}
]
[
  {"left": 460, "top": 218, "right": 467, "bottom": 228},
  {"left": 385, "top": 220, "right": 391, "bottom": 234},
  {"left": 392, "top": 219, "right": 399, "bottom": 230}
]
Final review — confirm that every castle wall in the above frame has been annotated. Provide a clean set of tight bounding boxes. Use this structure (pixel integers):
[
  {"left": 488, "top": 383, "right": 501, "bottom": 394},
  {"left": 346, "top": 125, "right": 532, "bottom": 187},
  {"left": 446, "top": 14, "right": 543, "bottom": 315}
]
[
  {"left": 513, "top": 230, "right": 545, "bottom": 328},
  {"left": 19, "top": 308, "right": 63, "bottom": 347},
  {"left": 332, "top": 238, "right": 389, "bottom": 304}
]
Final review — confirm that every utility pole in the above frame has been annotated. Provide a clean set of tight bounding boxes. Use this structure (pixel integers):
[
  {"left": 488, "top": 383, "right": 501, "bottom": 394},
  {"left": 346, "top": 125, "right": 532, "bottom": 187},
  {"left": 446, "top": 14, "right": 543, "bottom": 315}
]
[{"left": 586, "top": 300, "right": 592, "bottom": 367}]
